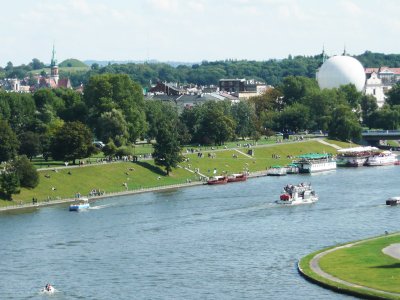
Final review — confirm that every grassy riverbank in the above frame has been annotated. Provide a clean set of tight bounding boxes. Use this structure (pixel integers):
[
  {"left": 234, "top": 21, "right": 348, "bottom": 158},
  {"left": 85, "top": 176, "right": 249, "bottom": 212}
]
[
  {"left": 299, "top": 234, "right": 400, "bottom": 299},
  {"left": 1, "top": 139, "right": 348, "bottom": 208}
]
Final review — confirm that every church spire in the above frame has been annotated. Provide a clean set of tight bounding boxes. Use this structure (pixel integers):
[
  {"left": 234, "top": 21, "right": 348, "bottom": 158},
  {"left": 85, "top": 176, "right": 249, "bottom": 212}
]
[
  {"left": 321, "top": 44, "right": 326, "bottom": 63},
  {"left": 342, "top": 44, "right": 347, "bottom": 56},
  {"left": 50, "top": 44, "right": 57, "bottom": 67}
]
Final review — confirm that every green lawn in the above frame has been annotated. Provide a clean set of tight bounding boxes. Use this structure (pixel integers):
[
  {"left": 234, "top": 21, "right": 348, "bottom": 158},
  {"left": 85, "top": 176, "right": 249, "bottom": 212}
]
[
  {"left": 1, "top": 139, "right": 342, "bottom": 207},
  {"left": 299, "top": 234, "right": 400, "bottom": 299},
  {"left": 319, "top": 234, "right": 400, "bottom": 294}
]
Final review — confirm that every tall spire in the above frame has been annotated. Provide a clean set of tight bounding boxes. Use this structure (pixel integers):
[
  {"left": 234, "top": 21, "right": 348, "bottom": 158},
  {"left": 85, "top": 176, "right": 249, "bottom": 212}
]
[
  {"left": 342, "top": 44, "right": 347, "bottom": 56},
  {"left": 321, "top": 44, "right": 326, "bottom": 63},
  {"left": 50, "top": 44, "right": 57, "bottom": 67}
]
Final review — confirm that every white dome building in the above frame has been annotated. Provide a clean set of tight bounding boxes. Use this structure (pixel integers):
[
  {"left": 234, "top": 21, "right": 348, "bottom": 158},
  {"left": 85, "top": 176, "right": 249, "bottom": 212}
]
[{"left": 316, "top": 55, "right": 366, "bottom": 91}]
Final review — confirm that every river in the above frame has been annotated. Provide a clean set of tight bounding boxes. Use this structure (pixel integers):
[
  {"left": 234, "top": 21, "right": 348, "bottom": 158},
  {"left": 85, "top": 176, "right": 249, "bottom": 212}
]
[{"left": 1, "top": 166, "right": 399, "bottom": 299}]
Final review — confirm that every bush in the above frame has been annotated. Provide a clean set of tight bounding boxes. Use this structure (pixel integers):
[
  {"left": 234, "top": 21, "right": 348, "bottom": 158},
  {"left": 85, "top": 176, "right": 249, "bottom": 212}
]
[{"left": 115, "top": 146, "right": 133, "bottom": 157}]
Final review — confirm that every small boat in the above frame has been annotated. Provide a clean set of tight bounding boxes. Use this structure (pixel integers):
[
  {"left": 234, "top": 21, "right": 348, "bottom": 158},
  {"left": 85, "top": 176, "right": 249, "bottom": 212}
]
[
  {"left": 285, "top": 163, "right": 299, "bottom": 174},
  {"left": 41, "top": 284, "right": 55, "bottom": 294},
  {"left": 365, "top": 150, "right": 398, "bottom": 166},
  {"left": 227, "top": 173, "right": 247, "bottom": 182},
  {"left": 336, "top": 146, "right": 379, "bottom": 167},
  {"left": 267, "top": 165, "right": 287, "bottom": 176},
  {"left": 69, "top": 197, "right": 90, "bottom": 211},
  {"left": 207, "top": 176, "right": 228, "bottom": 185},
  {"left": 276, "top": 183, "right": 318, "bottom": 205},
  {"left": 386, "top": 196, "right": 400, "bottom": 206}
]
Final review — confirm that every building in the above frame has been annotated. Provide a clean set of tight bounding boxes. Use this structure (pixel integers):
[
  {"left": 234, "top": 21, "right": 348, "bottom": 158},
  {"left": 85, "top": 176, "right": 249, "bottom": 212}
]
[
  {"left": 219, "top": 78, "right": 269, "bottom": 99},
  {"left": 364, "top": 67, "right": 400, "bottom": 107}
]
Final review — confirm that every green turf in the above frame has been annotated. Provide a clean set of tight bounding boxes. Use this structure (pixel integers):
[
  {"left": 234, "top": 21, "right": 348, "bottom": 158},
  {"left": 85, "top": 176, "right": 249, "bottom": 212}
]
[{"left": 299, "top": 234, "right": 400, "bottom": 299}]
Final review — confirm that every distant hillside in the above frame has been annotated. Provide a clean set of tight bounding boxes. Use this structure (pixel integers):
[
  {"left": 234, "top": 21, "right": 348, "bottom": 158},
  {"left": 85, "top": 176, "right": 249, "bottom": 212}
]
[
  {"left": 59, "top": 59, "right": 88, "bottom": 68},
  {"left": 84, "top": 59, "right": 196, "bottom": 67}
]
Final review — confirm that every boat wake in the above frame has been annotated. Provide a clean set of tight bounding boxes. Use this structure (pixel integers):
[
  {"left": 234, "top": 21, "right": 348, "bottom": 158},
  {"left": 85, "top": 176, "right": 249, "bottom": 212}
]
[{"left": 89, "top": 204, "right": 112, "bottom": 210}]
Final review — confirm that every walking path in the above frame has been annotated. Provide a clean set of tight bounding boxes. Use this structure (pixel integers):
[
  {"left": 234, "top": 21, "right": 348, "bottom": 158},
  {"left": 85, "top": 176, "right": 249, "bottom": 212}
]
[
  {"left": 305, "top": 234, "right": 400, "bottom": 298},
  {"left": 234, "top": 148, "right": 253, "bottom": 158},
  {"left": 316, "top": 138, "right": 342, "bottom": 150}
]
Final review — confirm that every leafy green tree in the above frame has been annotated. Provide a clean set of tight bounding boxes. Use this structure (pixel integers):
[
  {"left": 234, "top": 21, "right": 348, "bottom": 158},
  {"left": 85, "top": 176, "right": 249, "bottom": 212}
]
[
  {"left": 231, "top": 101, "right": 256, "bottom": 139},
  {"left": 360, "top": 95, "right": 378, "bottom": 127},
  {"left": 368, "top": 108, "right": 400, "bottom": 130},
  {"left": 386, "top": 83, "right": 400, "bottom": 107},
  {"left": 0, "top": 120, "right": 19, "bottom": 162},
  {"left": 96, "top": 109, "right": 129, "bottom": 146},
  {"left": 30, "top": 58, "right": 45, "bottom": 70},
  {"left": 0, "top": 171, "right": 20, "bottom": 200},
  {"left": 277, "top": 103, "right": 311, "bottom": 132},
  {"left": 50, "top": 121, "right": 94, "bottom": 164},
  {"left": 12, "top": 155, "right": 39, "bottom": 188},
  {"left": 328, "top": 105, "right": 362, "bottom": 141},
  {"left": 83, "top": 74, "right": 147, "bottom": 142},
  {"left": 278, "top": 76, "right": 319, "bottom": 106},
  {"left": 102, "top": 140, "right": 117, "bottom": 157},
  {"left": 153, "top": 119, "right": 183, "bottom": 175},
  {"left": 338, "top": 84, "right": 363, "bottom": 109},
  {"left": 18, "top": 131, "right": 41, "bottom": 160}
]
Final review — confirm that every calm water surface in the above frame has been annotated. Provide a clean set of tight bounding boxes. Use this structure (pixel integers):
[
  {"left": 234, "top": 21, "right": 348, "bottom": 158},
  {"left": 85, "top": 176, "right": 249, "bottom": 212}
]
[{"left": 1, "top": 166, "right": 399, "bottom": 299}]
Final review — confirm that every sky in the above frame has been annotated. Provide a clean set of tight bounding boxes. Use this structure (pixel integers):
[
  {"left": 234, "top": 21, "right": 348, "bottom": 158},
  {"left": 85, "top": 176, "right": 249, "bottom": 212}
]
[{"left": 1, "top": 0, "right": 400, "bottom": 66}]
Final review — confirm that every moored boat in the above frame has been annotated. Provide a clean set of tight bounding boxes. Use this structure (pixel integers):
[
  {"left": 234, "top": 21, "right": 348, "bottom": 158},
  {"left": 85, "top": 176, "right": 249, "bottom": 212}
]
[
  {"left": 365, "top": 150, "right": 398, "bottom": 166},
  {"left": 267, "top": 165, "right": 287, "bottom": 176},
  {"left": 386, "top": 196, "right": 400, "bottom": 206},
  {"left": 69, "top": 197, "right": 90, "bottom": 211},
  {"left": 336, "top": 146, "right": 379, "bottom": 167},
  {"left": 276, "top": 183, "right": 318, "bottom": 205},
  {"left": 294, "top": 153, "right": 336, "bottom": 173},
  {"left": 227, "top": 173, "right": 247, "bottom": 182},
  {"left": 285, "top": 163, "right": 299, "bottom": 174},
  {"left": 207, "top": 175, "right": 228, "bottom": 185}
]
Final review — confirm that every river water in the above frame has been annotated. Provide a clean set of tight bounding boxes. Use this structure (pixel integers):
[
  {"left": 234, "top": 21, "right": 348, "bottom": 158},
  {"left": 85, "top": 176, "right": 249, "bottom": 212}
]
[{"left": 1, "top": 166, "right": 399, "bottom": 299}]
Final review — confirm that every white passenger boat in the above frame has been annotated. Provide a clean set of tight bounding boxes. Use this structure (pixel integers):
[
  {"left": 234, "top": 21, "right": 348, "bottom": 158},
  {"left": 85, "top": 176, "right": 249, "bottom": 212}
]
[
  {"left": 276, "top": 183, "right": 318, "bottom": 205},
  {"left": 267, "top": 165, "right": 287, "bottom": 176},
  {"left": 69, "top": 197, "right": 90, "bottom": 211},
  {"left": 365, "top": 150, "right": 398, "bottom": 166},
  {"left": 294, "top": 153, "right": 336, "bottom": 173},
  {"left": 336, "top": 146, "right": 379, "bottom": 167}
]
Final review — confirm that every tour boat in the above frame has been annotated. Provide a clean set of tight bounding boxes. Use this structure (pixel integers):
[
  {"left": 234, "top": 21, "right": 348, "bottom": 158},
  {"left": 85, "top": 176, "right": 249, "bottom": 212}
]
[
  {"left": 285, "top": 163, "right": 299, "bottom": 174},
  {"left": 386, "top": 196, "right": 400, "bottom": 206},
  {"left": 207, "top": 176, "right": 228, "bottom": 185},
  {"left": 267, "top": 165, "right": 287, "bottom": 176},
  {"left": 227, "top": 173, "right": 247, "bottom": 182},
  {"left": 276, "top": 183, "right": 318, "bottom": 205},
  {"left": 294, "top": 153, "right": 336, "bottom": 173},
  {"left": 336, "top": 146, "right": 379, "bottom": 167},
  {"left": 365, "top": 150, "right": 398, "bottom": 166},
  {"left": 69, "top": 197, "right": 90, "bottom": 211}
]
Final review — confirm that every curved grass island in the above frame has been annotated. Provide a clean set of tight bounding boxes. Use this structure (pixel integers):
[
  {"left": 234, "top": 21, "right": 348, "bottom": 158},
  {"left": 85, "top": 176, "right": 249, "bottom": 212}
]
[{"left": 298, "top": 233, "right": 400, "bottom": 299}]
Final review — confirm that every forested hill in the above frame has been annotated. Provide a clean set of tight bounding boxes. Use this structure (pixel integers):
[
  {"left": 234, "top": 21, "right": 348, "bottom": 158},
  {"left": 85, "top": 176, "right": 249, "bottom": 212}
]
[
  {"left": 68, "top": 51, "right": 400, "bottom": 88},
  {"left": 3, "top": 51, "right": 400, "bottom": 88}
]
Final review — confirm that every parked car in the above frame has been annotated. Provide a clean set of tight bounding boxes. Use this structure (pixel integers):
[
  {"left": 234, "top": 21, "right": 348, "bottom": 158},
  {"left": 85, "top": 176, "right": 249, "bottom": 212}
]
[{"left": 93, "top": 141, "right": 105, "bottom": 148}]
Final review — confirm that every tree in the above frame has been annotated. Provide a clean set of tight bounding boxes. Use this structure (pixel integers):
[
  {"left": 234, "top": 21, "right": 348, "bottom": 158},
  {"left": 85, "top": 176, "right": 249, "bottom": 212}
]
[
  {"left": 277, "top": 103, "right": 311, "bottom": 132},
  {"left": 386, "top": 83, "right": 400, "bottom": 107},
  {"left": 153, "top": 119, "right": 183, "bottom": 175},
  {"left": 360, "top": 95, "right": 378, "bottom": 127},
  {"left": 102, "top": 140, "right": 117, "bottom": 157},
  {"left": 0, "top": 120, "right": 19, "bottom": 162},
  {"left": 231, "top": 101, "right": 256, "bottom": 139},
  {"left": 96, "top": 109, "right": 129, "bottom": 146},
  {"left": 12, "top": 155, "right": 39, "bottom": 188},
  {"left": 30, "top": 58, "right": 45, "bottom": 70},
  {"left": 0, "top": 171, "right": 20, "bottom": 200},
  {"left": 328, "top": 105, "right": 362, "bottom": 141},
  {"left": 278, "top": 76, "right": 319, "bottom": 106},
  {"left": 18, "top": 131, "right": 41, "bottom": 160},
  {"left": 50, "top": 121, "right": 94, "bottom": 164}
]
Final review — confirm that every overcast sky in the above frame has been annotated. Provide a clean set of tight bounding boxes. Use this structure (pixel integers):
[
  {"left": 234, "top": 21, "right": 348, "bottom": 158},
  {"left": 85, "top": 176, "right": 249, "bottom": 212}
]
[{"left": 1, "top": 0, "right": 399, "bottom": 66}]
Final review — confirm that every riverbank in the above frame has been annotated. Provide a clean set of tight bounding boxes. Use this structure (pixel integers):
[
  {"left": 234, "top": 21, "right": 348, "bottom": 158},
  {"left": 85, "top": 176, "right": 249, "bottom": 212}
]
[
  {"left": 0, "top": 170, "right": 269, "bottom": 212},
  {"left": 0, "top": 139, "right": 348, "bottom": 211},
  {"left": 298, "top": 233, "right": 400, "bottom": 299}
]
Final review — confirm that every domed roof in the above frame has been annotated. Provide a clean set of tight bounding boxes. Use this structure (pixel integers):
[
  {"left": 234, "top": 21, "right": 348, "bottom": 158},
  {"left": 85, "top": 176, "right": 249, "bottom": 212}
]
[{"left": 317, "top": 56, "right": 366, "bottom": 91}]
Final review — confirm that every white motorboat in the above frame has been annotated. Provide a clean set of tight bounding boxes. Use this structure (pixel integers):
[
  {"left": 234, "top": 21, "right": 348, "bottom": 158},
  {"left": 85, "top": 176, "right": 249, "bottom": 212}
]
[
  {"left": 69, "top": 197, "right": 90, "bottom": 211},
  {"left": 386, "top": 196, "right": 400, "bottom": 206},
  {"left": 365, "top": 150, "right": 398, "bottom": 166},
  {"left": 276, "top": 183, "right": 318, "bottom": 205},
  {"left": 267, "top": 165, "right": 287, "bottom": 176}
]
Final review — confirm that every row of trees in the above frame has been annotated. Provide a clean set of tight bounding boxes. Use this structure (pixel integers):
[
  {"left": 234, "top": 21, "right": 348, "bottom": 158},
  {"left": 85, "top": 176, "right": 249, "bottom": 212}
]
[{"left": 1, "top": 71, "right": 400, "bottom": 199}]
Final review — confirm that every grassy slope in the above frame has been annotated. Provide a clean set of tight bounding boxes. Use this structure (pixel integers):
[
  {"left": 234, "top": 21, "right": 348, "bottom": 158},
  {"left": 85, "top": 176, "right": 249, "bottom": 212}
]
[{"left": 1, "top": 139, "right": 343, "bottom": 207}]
